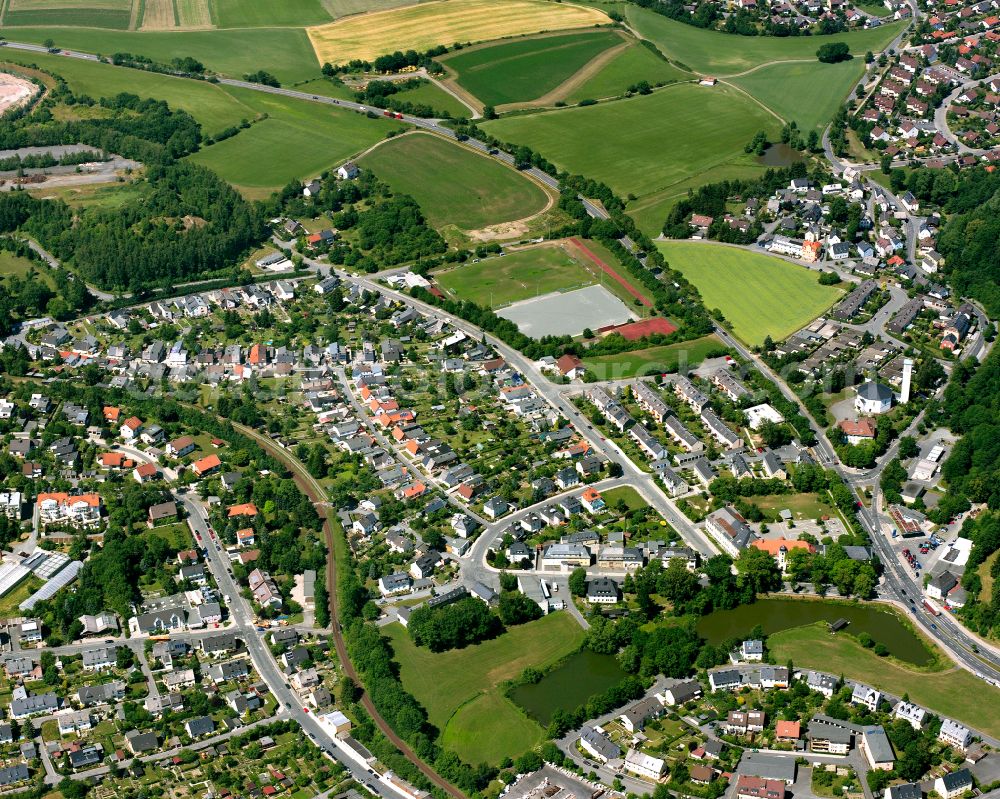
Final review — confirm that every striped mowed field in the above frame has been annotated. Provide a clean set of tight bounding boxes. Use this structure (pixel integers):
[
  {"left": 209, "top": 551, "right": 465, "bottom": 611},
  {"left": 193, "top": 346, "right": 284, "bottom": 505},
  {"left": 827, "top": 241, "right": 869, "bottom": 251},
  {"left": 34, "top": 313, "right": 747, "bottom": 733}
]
[{"left": 306, "top": 0, "right": 611, "bottom": 64}]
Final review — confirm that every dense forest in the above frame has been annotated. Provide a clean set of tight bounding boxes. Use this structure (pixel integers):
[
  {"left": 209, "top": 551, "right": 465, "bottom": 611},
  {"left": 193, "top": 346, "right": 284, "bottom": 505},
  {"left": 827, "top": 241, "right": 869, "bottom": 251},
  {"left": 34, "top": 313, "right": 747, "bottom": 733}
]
[
  {"left": 0, "top": 77, "right": 267, "bottom": 297},
  {"left": 898, "top": 166, "right": 1000, "bottom": 316},
  {"left": 930, "top": 348, "right": 1000, "bottom": 637}
]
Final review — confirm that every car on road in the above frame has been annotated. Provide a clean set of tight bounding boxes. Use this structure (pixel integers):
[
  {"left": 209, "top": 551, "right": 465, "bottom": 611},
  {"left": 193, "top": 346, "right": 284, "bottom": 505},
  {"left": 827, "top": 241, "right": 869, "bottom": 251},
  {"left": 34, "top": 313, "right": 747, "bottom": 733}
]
[{"left": 285, "top": 702, "right": 291, "bottom": 709}]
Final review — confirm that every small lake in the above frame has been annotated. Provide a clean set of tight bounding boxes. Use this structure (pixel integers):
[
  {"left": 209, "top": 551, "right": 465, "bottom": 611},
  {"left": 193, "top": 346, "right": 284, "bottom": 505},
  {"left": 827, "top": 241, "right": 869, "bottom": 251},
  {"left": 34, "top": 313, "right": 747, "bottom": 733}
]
[
  {"left": 696, "top": 597, "right": 933, "bottom": 666},
  {"left": 509, "top": 650, "right": 627, "bottom": 725},
  {"left": 756, "top": 143, "right": 804, "bottom": 167}
]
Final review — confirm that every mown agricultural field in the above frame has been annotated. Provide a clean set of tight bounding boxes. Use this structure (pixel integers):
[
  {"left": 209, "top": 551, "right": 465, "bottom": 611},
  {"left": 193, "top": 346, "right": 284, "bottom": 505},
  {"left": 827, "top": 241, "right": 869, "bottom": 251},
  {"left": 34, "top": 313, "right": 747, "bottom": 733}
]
[
  {"left": 306, "top": 0, "right": 611, "bottom": 64},
  {"left": 656, "top": 241, "right": 844, "bottom": 345},
  {"left": 441, "top": 30, "right": 625, "bottom": 107},
  {"left": 188, "top": 86, "right": 396, "bottom": 198},
  {"left": 582, "top": 334, "right": 722, "bottom": 379},
  {"left": 359, "top": 132, "right": 549, "bottom": 231},
  {"left": 434, "top": 241, "right": 598, "bottom": 307},
  {"left": 0, "top": 52, "right": 394, "bottom": 197},
  {"left": 565, "top": 40, "right": 692, "bottom": 102},
  {"left": 483, "top": 82, "right": 779, "bottom": 204},
  {"left": 0, "top": 52, "right": 254, "bottom": 130},
  {"left": 732, "top": 59, "right": 865, "bottom": 133},
  {"left": 5, "top": 27, "right": 319, "bottom": 83},
  {"left": 211, "top": 0, "right": 331, "bottom": 27},
  {"left": 383, "top": 613, "right": 583, "bottom": 765},
  {"left": 390, "top": 80, "right": 472, "bottom": 118},
  {"left": 623, "top": 5, "right": 905, "bottom": 75},
  {"left": 769, "top": 623, "right": 1000, "bottom": 738},
  {"left": 3, "top": 0, "right": 133, "bottom": 28}
]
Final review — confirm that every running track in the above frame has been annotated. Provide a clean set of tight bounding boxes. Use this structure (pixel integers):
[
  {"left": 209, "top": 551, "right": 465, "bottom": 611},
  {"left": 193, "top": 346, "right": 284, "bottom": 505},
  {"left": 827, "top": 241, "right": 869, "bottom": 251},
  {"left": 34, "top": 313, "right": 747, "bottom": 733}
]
[{"left": 569, "top": 237, "right": 653, "bottom": 307}]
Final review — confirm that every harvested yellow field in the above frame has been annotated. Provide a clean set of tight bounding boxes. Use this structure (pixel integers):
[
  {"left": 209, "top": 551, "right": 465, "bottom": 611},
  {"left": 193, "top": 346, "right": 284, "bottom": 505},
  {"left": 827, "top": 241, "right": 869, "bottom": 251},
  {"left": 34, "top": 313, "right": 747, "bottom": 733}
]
[
  {"left": 140, "top": 0, "right": 175, "bottom": 28},
  {"left": 307, "top": 0, "right": 611, "bottom": 64},
  {"left": 175, "top": 0, "right": 213, "bottom": 28}
]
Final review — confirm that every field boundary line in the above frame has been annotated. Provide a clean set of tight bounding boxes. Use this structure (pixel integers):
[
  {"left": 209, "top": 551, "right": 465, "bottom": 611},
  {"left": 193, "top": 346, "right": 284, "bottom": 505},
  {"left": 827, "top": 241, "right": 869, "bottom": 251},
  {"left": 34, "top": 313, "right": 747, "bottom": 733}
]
[
  {"left": 567, "top": 236, "right": 652, "bottom": 307},
  {"left": 717, "top": 78, "right": 785, "bottom": 123},
  {"left": 718, "top": 57, "right": 816, "bottom": 79},
  {"left": 128, "top": 0, "right": 142, "bottom": 29},
  {"left": 436, "top": 25, "right": 619, "bottom": 62},
  {"left": 428, "top": 72, "right": 482, "bottom": 117}
]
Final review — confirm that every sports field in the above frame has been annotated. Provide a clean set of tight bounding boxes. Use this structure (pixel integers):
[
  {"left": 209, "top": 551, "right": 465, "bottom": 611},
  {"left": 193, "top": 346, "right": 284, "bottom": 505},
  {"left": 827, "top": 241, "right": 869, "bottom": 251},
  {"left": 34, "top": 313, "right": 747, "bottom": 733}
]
[
  {"left": 383, "top": 613, "right": 583, "bottom": 764},
  {"left": 435, "top": 241, "right": 600, "bottom": 307},
  {"left": 732, "top": 59, "right": 864, "bottom": 132},
  {"left": 623, "top": 5, "right": 904, "bottom": 75},
  {"left": 483, "top": 82, "right": 779, "bottom": 202},
  {"left": 442, "top": 30, "right": 624, "bottom": 107},
  {"left": 769, "top": 623, "right": 1000, "bottom": 738},
  {"left": 565, "top": 41, "right": 692, "bottom": 103},
  {"left": 189, "top": 86, "right": 394, "bottom": 198},
  {"left": 5, "top": 27, "right": 319, "bottom": 83},
  {"left": 582, "top": 334, "right": 722, "bottom": 379},
  {"left": 306, "top": 0, "right": 611, "bottom": 64},
  {"left": 359, "top": 132, "right": 548, "bottom": 231},
  {"left": 657, "top": 241, "right": 843, "bottom": 346}
]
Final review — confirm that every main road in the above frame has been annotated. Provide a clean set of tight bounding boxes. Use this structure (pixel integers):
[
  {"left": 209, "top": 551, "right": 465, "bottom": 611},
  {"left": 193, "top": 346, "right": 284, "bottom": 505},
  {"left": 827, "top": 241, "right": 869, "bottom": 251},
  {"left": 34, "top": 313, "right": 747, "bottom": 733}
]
[{"left": 179, "top": 490, "right": 420, "bottom": 799}]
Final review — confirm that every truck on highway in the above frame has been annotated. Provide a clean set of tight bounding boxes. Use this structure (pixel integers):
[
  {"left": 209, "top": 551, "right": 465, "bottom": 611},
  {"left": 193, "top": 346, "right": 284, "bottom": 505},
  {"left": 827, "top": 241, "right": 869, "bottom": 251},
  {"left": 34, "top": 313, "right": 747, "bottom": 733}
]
[{"left": 923, "top": 599, "right": 942, "bottom": 617}]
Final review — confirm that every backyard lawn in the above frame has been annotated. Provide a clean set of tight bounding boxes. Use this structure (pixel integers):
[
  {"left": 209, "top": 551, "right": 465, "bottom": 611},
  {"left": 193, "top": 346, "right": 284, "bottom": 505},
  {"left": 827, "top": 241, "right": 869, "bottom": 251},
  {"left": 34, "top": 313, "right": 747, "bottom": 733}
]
[
  {"left": 582, "top": 334, "right": 723, "bottom": 379},
  {"left": 359, "top": 132, "right": 549, "bottom": 231},
  {"left": 656, "top": 241, "right": 844, "bottom": 346},
  {"left": 602, "top": 486, "right": 649, "bottom": 511},
  {"left": 768, "top": 623, "right": 1000, "bottom": 738},
  {"left": 747, "top": 492, "right": 832, "bottom": 521},
  {"left": 383, "top": 612, "right": 583, "bottom": 764}
]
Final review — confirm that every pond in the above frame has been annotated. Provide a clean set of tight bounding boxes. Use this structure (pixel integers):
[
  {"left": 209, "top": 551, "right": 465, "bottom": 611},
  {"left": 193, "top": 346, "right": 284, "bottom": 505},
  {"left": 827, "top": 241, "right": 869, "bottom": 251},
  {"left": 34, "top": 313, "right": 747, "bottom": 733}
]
[
  {"left": 756, "top": 142, "right": 804, "bottom": 167},
  {"left": 509, "top": 649, "right": 627, "bottom": 725},
  {"left": 696, "top": 597, "right": 933, "bottom": 667}
]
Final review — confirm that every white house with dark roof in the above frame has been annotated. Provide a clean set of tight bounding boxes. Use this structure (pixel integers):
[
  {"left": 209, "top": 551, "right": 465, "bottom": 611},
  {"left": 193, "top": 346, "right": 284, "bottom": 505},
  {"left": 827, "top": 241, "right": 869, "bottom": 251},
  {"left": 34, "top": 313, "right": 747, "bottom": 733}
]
[{"left": 939, "top": 718, "right": 973, "bottom": 750}]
